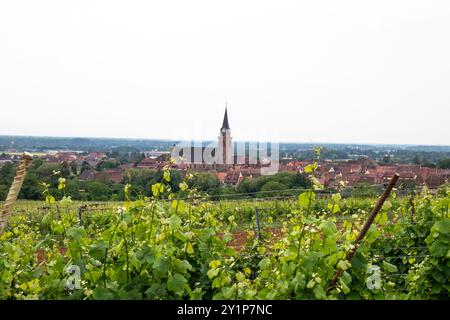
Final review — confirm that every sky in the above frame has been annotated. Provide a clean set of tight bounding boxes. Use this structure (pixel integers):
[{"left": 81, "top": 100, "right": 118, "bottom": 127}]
[{"left": 0, "top": 0, "right": 449, "bottom": 145}]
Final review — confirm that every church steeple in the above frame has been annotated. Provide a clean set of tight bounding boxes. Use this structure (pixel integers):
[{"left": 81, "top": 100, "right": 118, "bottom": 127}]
[
  {"left": 218, "top": 101, "right": 232, "bottom": 166},
  {"left": 221, "top": 103, "right": 230, "bottom": 130}
]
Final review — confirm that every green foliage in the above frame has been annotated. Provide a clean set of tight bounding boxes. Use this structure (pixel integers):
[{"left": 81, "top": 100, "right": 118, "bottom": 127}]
[
  {"left": 0, "top": 185, "right": 8, "bottom": 201},
  {"left": 96, "top": 160, "right": 119, "bottom": 171},
  {"left": 189, "top": 172, "right": 220, "bottom": 191},
  {"left": 85, "top": 181, "right": 110, "bottom": 201},
  {"left": 298, "top": 191, "right": 315, "bottom": 208},
  {"left": 437, "top": 158, "right": 450, "bottom": 169},
  {"left": 260, "top": 181, "right": 287, "bottom": 194},
  {"left": 237, "top": 172, "right": 310, "bottom": 196},
  {"left": 0, "top": 176, "right": 448, "bottom": 300}
]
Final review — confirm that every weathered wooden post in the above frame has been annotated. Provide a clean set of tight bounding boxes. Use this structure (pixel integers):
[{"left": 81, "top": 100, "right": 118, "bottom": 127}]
[
  {"left": 327, "top": 173, "right": 399, "bottom": 293},
  {"left": 0, "top": 153, "right": 33, "bottom": 234},
  {"left": 254, "top": 208, "right": 261, "bottom": 240},
  {"left": 78, "top": 205, "right": 87, "bottom": 227}
]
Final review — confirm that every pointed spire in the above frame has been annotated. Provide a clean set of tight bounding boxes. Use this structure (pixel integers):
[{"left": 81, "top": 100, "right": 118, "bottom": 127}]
[{"left": 221, "top": 101, "right": 230, "bottom": 130}]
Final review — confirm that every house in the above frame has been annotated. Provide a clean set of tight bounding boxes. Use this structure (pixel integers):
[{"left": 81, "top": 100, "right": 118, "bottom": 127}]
[
  {"left": 42, "top": 154, "right": 59, "bottom": 164},
  {"left": 78, "top": 170, "right": 97, "bottom": 181},
  {"left": 85, "top": 152, "right": 107, "bottom": 167},
  {"left": 216, "top": 172, "right": 227, "bottom": 184},
  {"left": 94, "top": 169, "right": 124, "bottom": 184},
  {"left": 137, "top": 158, "right": 159, "bottom": 169},
  {"left": 417, "top": 167, "right": 450, "bottom": 188},
  {"left": 0, "top": 154, "right": 13, "bottom": 167},
  {"left": 55, "top": 152, "right": 77, "bottom": 164},
  {"left": 119, "top": 163, "right": 135, "bottom": 171},
  {"left": 143, "top": 151, "right": 171, "bottom": 162},
  {"left": 224, "top": 171, "right": 241, "bottom": 185}
]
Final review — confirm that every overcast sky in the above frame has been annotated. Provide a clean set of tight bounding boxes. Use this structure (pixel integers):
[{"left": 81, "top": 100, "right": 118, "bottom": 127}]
[{"left": 0, "top": 1, "right": 449, "bottom": 145}]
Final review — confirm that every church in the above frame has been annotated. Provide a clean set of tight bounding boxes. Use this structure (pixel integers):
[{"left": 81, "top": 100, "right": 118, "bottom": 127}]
[
  {"left": 170, "top": 103, "right": 274, "bottom": 185},
  {"left": 217, "top": 106, "right": 232, "bottom": 166},
  {"left": 170, "top": 104, "right": 241, "bottom": 169},
  {"left": 172, "top": 106, "right": 234, "bottom": 170}
]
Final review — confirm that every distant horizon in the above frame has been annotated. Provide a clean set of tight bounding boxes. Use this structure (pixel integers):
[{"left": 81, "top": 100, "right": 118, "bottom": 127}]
[{"left": 1, "top": 133, "right": 449, "bottom": 148}]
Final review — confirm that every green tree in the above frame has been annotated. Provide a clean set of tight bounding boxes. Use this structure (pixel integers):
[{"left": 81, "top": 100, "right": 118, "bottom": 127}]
[
  {"left": 236, "top": 178, "right": 257, "bottom": 194},
  {"left": 85, "top": 181, "right": 110, "bottom": 201},
  {"left": 61, "top": 161, "right": 71, "bottom": 177},
  {"left": 190, "top": 172, "right": 220, "bottom": 191},
  {"left": 437, "top": 158, "right": 450, "bottom": 169},
  {"left": 20, "top": 173, "right": 42, "bottom": 200},
  {"left": 413, "top": 154, "right": 421, "bottom": 165},
  {"left": 96, "top": 160, "right": 119, "bottom": 171},
  {"left": 66, "top": 179, "right": 81, "bottom": 199},
  {"left": 70, "top": 162, "right": 78, "bottom": 175},
  {"left": 259, "top": 181, "right": 287, "bottom": 197},
  {"left": 31, "top": 157, "right": 43, "bottom": 169},
  {"left": 0, "top": 162, "right": 15, "bottom": 186},
  {"left": 0, "top": 185, "right": 9, "bottom": 201},
  {"left": 236, "top": 172, "right": 310, "bottom": 197},
  {"left": 34, "top": 163, "right": 61, "bottom": 193},
  {"left": 208, "top": 185, "right": 237, "bottom": 200},
  {"left": 123, "top": 169, "right": 157, "bottom": 198},
  {"left": 382, "top": 155, "right": 391, "bottom": 164},
  {"left": 80, "top": 161, "right": 92, "bottom": 174},
  {"left": 34, "top": 163, "right": 61, "bottom": 178}
]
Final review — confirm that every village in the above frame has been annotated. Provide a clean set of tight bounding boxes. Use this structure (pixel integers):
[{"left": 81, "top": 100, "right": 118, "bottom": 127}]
[
  {"left": 1, "top": 146, "right": 449, "bottom": 191},
  {"left": 1, "top": 108, "right": 449, "bottom": 192}
]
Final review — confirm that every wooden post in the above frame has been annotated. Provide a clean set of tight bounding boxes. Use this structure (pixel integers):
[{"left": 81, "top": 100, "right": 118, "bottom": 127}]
[
  {"left": 254, "top": 208, "right": 261, "bottom": 240},
  {"left": 327, "top": 173, "right": 399, "bottom": 292},
  {"left": 409, "top": 196, "right": 416, "bottom": 217},
  {"left": 0, "top": 153, "right": 33, "bottom": 234},
  {"left": 78, "top": 206, "right": 84, "bottom": 227}
]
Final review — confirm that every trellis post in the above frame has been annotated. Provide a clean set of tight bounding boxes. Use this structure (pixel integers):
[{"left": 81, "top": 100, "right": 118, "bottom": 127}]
[
  {"left": 0, "top": 153, "right": 33, "bottom": 234},
  {"left": 327, "top": 173, "right": 399, "bottom": 292},
  {"left": 254, "top": 208, "right": 261, "bottom": 240}
]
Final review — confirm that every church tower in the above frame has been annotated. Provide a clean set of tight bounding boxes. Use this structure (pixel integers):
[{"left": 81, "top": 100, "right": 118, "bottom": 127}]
[{"left": 217, "top": 103, "right": 232, "bottom": 166}]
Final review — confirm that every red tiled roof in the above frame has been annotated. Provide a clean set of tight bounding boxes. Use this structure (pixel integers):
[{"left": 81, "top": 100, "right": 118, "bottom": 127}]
[{"left": 217, "top": 173, "right": 227, "bottom": 182}]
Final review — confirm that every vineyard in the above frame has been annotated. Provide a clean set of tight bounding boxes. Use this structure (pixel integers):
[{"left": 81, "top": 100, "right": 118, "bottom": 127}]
[{"left": 0, "top": 168, "right": 449, "bottom": 300}]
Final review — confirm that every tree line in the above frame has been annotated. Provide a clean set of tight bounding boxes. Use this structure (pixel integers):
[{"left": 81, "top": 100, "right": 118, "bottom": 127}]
[{"left": 0, "top": 158, "right": 311, "bottom": 202}]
